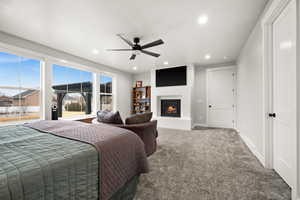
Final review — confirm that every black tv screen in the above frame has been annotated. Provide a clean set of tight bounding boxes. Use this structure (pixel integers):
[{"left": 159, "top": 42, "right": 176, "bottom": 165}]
[{"left": 156, "top": 66, "right": 187, "bottom": 87}]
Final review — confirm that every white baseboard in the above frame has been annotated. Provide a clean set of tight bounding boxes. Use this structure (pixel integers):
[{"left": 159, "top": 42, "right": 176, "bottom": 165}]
[
  {"left": 239, "top": 133, "right": 266, "bottom": 167},
  {"left": 193, "top": 123, "right": 208, "bottom": 128},
  {"left": 156, "top": 116, "right": 192, "bottom": 130}
]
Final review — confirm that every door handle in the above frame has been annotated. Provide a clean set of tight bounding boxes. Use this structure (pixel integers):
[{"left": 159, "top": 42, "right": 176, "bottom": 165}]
[
  {"left": 268, "top": 113, "right": 276, "bottom": 118},
  {"left": 208, "top": 105, "right": 212, "bottom": 108}
]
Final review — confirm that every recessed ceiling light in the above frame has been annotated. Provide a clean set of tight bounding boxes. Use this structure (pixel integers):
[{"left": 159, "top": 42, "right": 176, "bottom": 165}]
[
  {"left": 92, "top": 49, "right": 99, "bottom": 55},
  {"left": 223, "top": 56, "right": 228, "bottom": 60},
  {"left": 133, "top": 66, "right": 138, "bottom": 70},
  {"left": 198, "top": 15, "right": 208, "bottom": 25},
  {"left": 205, "top": 54, "right": 211, "bottom": 60},
  {"left": 163, "top": 61, "right": 169, "bottom": 65},
  {"left": 61, "top": 59, "right": 67, "bottom": 63}
]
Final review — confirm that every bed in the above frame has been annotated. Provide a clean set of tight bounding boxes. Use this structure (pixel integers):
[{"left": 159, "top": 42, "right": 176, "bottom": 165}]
[{"left": 0, "top": 120, "right": 149, "bottom": 200}]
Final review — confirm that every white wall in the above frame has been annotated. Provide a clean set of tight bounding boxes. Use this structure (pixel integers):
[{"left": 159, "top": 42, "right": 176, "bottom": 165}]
[
  {"left": 193, "top": 65, "right": 236, "bottom": 127},
  {"left": 132, "top": 72, "right": 151, "bottom": 87},
  {"left": 0, "top": 31, "right": 133, "bottom": 119},
  {"left": 298, "top": 1, "right": 300, "bottom": 197},
  {"left": 237, "top": 2, "right": 300, "bottom": 197},
  {"left": 193, "top": 67, "right": 207, "bottom": 125},
  {"left": 115, "top": 73, "right": 133, "bottom": 119},
  {"left": 236, "top": 16, "right": 265, "bottom": 163},
  {"left": 297, "top": 2, "right": 300, "bottom": 197}
]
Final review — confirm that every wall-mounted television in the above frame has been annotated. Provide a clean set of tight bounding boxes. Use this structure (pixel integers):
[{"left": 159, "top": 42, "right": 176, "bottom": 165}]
[{"left": 156, "top": 66, "right": 187, "bottom": 87}]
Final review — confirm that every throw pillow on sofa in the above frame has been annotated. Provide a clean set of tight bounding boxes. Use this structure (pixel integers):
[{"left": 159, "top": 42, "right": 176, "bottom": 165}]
[
  {"left": 97, "top": 110, "right": 123, "bottom": 124},
  {"left": 125, "top": 112, "right": 153, "bottom": 125}
]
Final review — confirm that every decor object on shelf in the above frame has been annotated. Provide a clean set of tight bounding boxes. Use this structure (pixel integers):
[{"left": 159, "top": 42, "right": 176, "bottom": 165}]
[
  {"left": 132, "top": 86, "right": 151, "bottom": 114},
  {"left": 136, "top": 81, "right": 143, "bottom": 88}
]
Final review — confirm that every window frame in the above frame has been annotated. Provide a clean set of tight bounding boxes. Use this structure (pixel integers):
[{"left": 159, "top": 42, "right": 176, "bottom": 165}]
[
  {"left": 0, "top": 48, "right": 43, "bottom": 125},
  {"left": 52, "top": 63, "right": 94, "bottom": 120},
  {"left": 0, "top": 45, "right": 117, "bottom": 124},
  {"left": 99, "top": 74, "right": 114, "bottom": 112}
]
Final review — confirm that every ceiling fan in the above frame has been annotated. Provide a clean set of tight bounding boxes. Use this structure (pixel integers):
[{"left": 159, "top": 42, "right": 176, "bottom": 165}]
[{"left": 107, "top": 34, "right": 164, "bottom": 60}]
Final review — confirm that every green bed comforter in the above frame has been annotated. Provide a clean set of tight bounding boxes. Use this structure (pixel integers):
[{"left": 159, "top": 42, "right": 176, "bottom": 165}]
[{"left": 0, "top": 125, "right": 99, "bottom": 200}]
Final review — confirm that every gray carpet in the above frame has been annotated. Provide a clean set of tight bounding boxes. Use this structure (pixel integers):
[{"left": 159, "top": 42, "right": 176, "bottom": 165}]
[{"left": 134, "top": 127, "right": 291, "bottom": 200}]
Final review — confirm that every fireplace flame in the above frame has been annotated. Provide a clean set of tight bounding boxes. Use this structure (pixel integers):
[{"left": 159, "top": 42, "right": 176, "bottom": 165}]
[{"left": 167, "top": 106, "right": 177, "bottom": 113}]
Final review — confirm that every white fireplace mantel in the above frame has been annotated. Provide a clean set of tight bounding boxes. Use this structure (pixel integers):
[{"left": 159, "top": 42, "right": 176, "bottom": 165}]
[{"left": 151, "top": 65, "right": 195, "bottom": 130}]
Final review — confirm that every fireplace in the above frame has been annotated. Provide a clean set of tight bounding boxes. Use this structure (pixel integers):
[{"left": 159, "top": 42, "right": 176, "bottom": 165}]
[{"left": 161, "top": 99, "right": 181, "bottom": 117}]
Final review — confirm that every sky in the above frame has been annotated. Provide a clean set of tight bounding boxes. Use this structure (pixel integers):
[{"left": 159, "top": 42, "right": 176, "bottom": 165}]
[{"left": 0, "top": 51, "right": 112, "bottom": 96}]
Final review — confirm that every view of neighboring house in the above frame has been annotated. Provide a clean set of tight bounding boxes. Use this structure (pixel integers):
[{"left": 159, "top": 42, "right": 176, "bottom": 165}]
[
  {"left": 62, "top": 94, "right": 80, "bottom": 105},
  {"left": 12, "top": 89, "right": 39, "bottom": 106},
  {"left": 0, "top": 89, "right": 40, "bottom": 108},
  {"left": 0, "top": 81, "right": 113, "bottom": 121},
  {"left": 0, "top": 89, "right": 40, "bottom": 122},
  {"left": 0, "top": 95, "right": 13, "bottom": 107}
]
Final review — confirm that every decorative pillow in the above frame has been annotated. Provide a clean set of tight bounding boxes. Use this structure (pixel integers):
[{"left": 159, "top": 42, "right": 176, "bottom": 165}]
[
  {"left": 125, "top": 112, "right": 153, "bottom": 125},
  {"left": 97, "top": 110, "right": 123, "bottom": 124}
]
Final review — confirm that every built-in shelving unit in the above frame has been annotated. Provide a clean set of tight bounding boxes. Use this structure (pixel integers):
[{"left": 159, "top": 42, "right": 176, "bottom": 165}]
[{"left": 132, "top": 86, "right": 151, "bottom": 114}]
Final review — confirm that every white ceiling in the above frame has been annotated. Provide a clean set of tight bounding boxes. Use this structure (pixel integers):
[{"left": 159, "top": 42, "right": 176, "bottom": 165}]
[{"left": 0, "top": 0, "right": 268, "bottom": 73}]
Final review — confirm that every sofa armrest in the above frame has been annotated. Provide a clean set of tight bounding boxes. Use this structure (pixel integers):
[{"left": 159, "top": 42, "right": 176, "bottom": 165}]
[
  {"left": 92, "top": 118, "right": 158, "bottom": 156},
  {"left": 118, "top": 120, "right": 157, "bottom": 137},
  {"left": 119, "top": 120, "right": 158, "bottom": 156}
]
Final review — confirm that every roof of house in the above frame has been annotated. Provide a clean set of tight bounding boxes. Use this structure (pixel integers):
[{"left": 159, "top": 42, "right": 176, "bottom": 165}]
[{"left": 13, "top": 89, "right": 38, "bottom": 99}]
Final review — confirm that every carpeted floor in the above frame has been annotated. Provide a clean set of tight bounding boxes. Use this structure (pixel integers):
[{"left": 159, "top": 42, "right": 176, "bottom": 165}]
[{"left": 134, "top": 127, "right": 291, "bottom": 200}]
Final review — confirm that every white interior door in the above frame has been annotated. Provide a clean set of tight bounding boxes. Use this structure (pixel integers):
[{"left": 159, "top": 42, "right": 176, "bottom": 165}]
[
  {"left": 207, "top": 67, "right": 235, "bottom": 128},
  {"left": 272, "top": 0, "right": 296, "bottom": 187}
]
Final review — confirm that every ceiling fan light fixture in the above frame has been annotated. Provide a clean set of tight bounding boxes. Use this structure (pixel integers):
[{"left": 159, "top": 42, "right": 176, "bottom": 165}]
[
  {"left": 134, "top": 50, "right": 140, "bottom": 55},
  {"left": 107, "top": 35, "right": 164, "bottom": 60}
]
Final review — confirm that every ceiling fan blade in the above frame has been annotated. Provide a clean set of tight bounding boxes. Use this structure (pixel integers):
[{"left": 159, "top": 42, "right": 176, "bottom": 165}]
[
  {"left": 117, "top": 34, "right": 134, "bottom": 47},
  {"left": 106, "top": 49, "right": 133, "bottom": 51},
  {"left": 130, "top": 54, "right": 136, "bottom": 60},
  {"left": 141, "top": 39, "right": 164, "bottom": 49},
  {"left": 141, "top": 50, "right": 160, "bottom": 57}
]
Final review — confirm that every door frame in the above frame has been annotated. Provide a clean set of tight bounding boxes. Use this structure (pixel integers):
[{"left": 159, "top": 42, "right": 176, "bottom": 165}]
[
  {"left": 262, "top": 0, "right": 299, "bottom": 199},
  {"left": 206, "top": 66, "right": 237, "bottom": 129}
]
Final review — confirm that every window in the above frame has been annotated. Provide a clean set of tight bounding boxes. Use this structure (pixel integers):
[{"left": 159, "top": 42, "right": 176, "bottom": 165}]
[
  {"left": 52, "top": 64, "right": 93, "bottom": 119},
  {"left": 0, "top": 52, "right": 41, "bottom": 124},
  {"left": 100, "top": 75, "right": 113, "bottom": 111}
]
